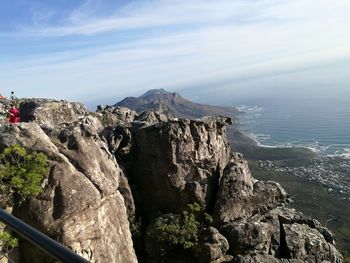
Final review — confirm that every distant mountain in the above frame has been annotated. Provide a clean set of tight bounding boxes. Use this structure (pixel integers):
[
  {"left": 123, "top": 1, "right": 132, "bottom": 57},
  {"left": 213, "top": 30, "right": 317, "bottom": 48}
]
[
  {"left": 114, "top": 89, "right": 315, "bottom": 161},
  {"left": 114, "top": 89, "right": 239, "bottom": 120}
]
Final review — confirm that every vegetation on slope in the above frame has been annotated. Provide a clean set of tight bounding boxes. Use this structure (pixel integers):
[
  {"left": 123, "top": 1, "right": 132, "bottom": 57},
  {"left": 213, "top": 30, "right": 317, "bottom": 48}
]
[
  {"left": 146, "top": 203, "right": 213, "bottom": 259},
  {"left": 0, "top": 231, "right": 18, "bottom": 255},
  {"left": 0, "top": 145, "right": 49, "bottom": 206},
  {"left": 0, "top": 145, "right": 49, "bottom": 256}
]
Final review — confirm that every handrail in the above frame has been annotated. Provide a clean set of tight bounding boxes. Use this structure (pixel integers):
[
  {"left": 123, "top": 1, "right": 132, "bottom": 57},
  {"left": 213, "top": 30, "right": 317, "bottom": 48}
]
[{"left": 0, "top": 209, "right": 90, "bottom": 263}]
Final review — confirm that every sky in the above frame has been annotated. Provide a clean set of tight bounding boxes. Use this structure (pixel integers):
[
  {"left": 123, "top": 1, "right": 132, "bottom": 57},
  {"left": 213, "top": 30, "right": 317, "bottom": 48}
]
[{"left": 0, "top": 0, "right": 350, "bottom": 106}]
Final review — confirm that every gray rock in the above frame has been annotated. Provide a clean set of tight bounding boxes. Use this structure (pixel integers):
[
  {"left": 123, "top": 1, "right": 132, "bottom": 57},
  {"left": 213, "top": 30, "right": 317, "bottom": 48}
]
[
  {"left": 131, "top": 118, "right": 231, "bottom": 214},
  {"left": 282, "top": 223, "right": 342, "bottom": 263},
  {"left": 135, "top": 111, "right": 168, "bottom": 124},
  {"left": 100, "top": 125, "right": 133, "bottom": 160},
  {"left": 220, "top": 208, "right": 281, "bottom": 257},
  {"left": 192, "top": 227, "right": 230, "bottom": 263},
  {"left": 0, "top": 122, "right": 137, "bottom": 263},
  {"left": 118, "top": 168, "right": 136, "bottom": 220},
  {"left": 214, "top": 156, "right": 288, "bottom": 225},
  {"left": 97, "top": 106, "right": 138, "bottom": 126},
  {"left": 220, "top": 207, "right": 342, "bottom": 263},
  {"left": 19, "top": 99, "right": 88, "bottom": 128}
]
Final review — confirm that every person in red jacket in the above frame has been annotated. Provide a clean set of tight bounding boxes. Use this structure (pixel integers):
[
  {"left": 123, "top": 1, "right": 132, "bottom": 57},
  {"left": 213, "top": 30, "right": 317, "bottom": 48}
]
[{"left": 8, "top": 106, "right": 20, "bottom": 125}]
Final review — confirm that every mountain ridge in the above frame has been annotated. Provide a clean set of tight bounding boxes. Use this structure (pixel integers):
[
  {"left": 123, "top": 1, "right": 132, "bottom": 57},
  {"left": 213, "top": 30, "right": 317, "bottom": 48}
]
[{"left": 114, "top": 89, "right": 239, "bottom": 120}]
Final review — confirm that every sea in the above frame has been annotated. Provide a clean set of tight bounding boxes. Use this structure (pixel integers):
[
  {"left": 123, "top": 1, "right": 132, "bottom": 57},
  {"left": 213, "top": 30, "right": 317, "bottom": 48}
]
[{"left": 234, "top": 92, "right": 350, "bottom": 158}]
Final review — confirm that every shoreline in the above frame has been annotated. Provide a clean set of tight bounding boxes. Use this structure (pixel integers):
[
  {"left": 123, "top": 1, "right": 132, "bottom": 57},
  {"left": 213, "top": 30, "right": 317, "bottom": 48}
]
[
  {"left": 238, "top": 126, "right": 350, "bottom": 160},
  {"left": 236, "top": 104, "right": 350, "bottom": 160}
]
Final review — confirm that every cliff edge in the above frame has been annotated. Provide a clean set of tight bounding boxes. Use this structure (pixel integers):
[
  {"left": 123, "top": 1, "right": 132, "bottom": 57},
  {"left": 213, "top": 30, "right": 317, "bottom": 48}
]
[{"left": 0, "top": 99, "right": 343, "bottom": 263}]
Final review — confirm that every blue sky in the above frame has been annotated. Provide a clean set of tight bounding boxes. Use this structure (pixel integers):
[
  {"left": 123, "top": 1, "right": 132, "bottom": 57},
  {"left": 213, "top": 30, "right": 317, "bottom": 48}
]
[{"left": 1, "top": 0, "right": 350, "bottom": 106}]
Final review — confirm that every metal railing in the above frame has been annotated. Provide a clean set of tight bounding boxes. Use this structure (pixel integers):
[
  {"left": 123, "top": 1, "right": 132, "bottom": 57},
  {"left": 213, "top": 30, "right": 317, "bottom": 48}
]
[{"left": 0, "top": 209, "right": 90, "bottom": 263}]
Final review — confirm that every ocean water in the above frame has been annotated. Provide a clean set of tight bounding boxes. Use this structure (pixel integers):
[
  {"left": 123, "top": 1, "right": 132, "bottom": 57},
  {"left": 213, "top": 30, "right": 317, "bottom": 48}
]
[{"left": 235, "top": 93, "right": 350, "bottom": 158}]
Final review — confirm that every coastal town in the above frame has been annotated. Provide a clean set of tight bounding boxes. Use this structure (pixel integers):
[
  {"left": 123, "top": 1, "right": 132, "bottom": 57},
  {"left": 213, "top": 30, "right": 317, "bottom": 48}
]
[{"left": 258, "top": 157, "right": 350, "bottom": 197}]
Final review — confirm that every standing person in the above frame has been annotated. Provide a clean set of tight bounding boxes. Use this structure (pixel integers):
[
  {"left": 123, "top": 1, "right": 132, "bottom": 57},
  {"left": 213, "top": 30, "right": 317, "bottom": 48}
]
[{"left": 8, "top": 106, "right": 20, "bottom": 125}]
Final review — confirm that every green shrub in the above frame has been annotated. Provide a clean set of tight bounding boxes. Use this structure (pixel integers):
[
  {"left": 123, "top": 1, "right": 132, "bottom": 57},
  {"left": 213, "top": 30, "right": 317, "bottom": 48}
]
[
  {"left": 147, "top": 203, "right": 212, "bottom": 254},
  {"left": 0, "top": 145, "right": 49, "bottom": 205},
  {"left": 204, "top": 212, "right": 213, "bottom": 225},
  {"left": 0, "top": 231, "right": 18, "bottom": 253},
  {"left": 130, "top": 217, "right": 142, "bottom": 238}
]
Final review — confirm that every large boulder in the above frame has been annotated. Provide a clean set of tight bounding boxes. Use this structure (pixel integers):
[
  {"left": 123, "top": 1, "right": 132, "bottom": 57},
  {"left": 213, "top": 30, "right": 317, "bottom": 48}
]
[
  {"left": 221, "top": 207, "right": 342, "bottom": 263},
  {"left": 214, "top": 154, "right": 288, "bottom": 224},
  {"left": 19, "top": 99, "right": 88, "bottom": 128},
  {"left": 0, "top": 121, "right": 137, "bottom": 263},
  {"left": 131, "top": 118, "right": 232, "bottom": 215},
  {"left": 135, "top": 111, "right": 168, "bottom": 124},
  {"left": 192, "top": 227, "right": 231, "bottom": 263},
  {"left": 96, "top": 106, "right": 138, "bottom": 126},
  {"left": 100, "top": 125, "right": 134, "bottom": 162},
  {"left": 282, "top": 222, "right": 341, "bottom": 262}
]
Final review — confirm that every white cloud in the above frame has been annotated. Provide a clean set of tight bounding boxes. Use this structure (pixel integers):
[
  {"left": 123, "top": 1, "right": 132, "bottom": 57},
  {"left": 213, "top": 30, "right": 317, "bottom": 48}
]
[
  {"left": 6, "top": 0, "right": 282, "bottom": 37},
  {"left": 0, "top": 0, "right": 349, "bottom": 102}
]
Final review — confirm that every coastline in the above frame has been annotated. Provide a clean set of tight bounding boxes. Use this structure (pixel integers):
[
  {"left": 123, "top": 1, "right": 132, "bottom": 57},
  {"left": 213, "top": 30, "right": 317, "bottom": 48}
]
[
  {"left": 234, "top": 105, "right": 350, "bottom": 160},
  {"left": 245, "top": 130, "right": 350, "bottom": 160},
  {"left": 228, "top": 125, "right": 317, "bottom": 161}
]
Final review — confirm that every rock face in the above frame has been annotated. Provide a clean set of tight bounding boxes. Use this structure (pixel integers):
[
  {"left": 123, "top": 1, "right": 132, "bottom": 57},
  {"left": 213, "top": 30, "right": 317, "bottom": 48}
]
[
  {"left": 192, "top": 227, "right": 231, "bottom": 263},
  {"left": 19, "top": 99, "right": 88, "bottom": 128},
  {"left": 96, "top": 105, "right": 342, "bottom": 262},
  {"left": 222, "top": 207, "right": 342, "bottom": 262},
  {"left": 0, "top": 101, "right": 137, "bottom": 263},
  {"left": 96, "top": 106, "right": 138, "bottom": 127},
  {"left": 214, "top": 154, "right": 288, "bottom": 224},
  {"left": 0, "top": 98, "right": 343, "bottom": 263},
  {"left": 131, "top": 118, "right": 232, "bottom": 214}
]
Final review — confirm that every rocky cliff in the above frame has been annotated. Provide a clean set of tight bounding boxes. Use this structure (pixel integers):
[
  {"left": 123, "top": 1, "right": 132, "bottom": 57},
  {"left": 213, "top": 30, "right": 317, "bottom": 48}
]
[
  {"left": 0, "top": 100, "right": 137, "bottom": 263},
  {"left": 0, "top": 99, "right": 343, "bottom": 263}
]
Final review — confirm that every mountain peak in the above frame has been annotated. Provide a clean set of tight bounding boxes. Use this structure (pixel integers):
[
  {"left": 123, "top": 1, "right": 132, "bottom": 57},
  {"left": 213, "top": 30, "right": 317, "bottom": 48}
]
[{"left": 140, "top": 89, "right": 171, "bottom": 98}]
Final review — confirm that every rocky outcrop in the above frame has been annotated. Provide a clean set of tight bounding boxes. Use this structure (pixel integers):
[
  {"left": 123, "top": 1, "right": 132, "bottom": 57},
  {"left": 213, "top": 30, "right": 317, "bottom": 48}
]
[
  {"left": 192, "top": 227, "right": 231, "bottom": 263},
  {"left": 95, "top": 104, "right": 342, "bottom": 262},
  {"left": 0, "top": 116, "right": 137, "bottom": 262},
  {"left": 214, "top": 154, "right": 288, "bottom": 224},
  {"left": 226, "top": 207, "right": 343, "bottom": 262},
  {"left": 96, "top": 106, "right": 137, "bottom": 126},
  {"left": 19, "top": 99, "right": 88, "bottom": 128},
  {"left": 135, "top": 111, "right": 168, "bottom": 123},
  {"left": 0, "top": 98, "right": 343, "bottom": 263},
  {"left": 131, "top": 118, "right": 232, "bottom": 215}
]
